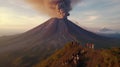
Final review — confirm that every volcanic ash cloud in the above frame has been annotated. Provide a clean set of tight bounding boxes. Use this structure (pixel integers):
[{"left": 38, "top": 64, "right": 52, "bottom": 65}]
[{"left": 26, "top": 0, "right": 80, "bottom": 19}]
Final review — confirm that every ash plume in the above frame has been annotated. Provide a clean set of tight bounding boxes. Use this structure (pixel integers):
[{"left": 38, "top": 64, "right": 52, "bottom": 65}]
[{"left": 26, "top": 0, "right": 81, "bottom": 19}]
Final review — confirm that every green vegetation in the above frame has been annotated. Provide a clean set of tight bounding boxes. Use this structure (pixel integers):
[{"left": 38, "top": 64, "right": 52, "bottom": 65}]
[{"left": 34, "top": 42, "right": 120, "bottom": 67}]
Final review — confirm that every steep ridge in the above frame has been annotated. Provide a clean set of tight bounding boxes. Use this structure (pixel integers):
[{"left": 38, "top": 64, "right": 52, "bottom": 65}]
[{"left": 36, "top": 42, "right": 120, "bottom": 67}]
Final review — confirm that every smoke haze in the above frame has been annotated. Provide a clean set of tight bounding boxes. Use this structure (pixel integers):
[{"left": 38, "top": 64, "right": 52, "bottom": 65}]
[{"left": 26, "top": 0, "right": 81, "bottom": 18}]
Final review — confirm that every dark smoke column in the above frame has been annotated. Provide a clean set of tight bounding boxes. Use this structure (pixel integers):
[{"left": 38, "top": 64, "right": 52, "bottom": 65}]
[
  {"left": 26, "top": 0, "right": 80, "bottom": 19},
  {"left": 53, "top": 0, "right": 71, "bottom": 19}
]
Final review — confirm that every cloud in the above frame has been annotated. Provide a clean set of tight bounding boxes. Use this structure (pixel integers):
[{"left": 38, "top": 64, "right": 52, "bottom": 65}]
[
  {"left": 87, "top": 16, "right": 98, "bottom": 21},
  {"left": 78, "top": 15, "right": 99, "bottom": 22}
]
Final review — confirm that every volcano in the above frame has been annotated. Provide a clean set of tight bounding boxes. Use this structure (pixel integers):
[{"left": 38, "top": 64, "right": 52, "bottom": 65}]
[{"left": 0, "top": 18, "right": 119, "bottom": 67}]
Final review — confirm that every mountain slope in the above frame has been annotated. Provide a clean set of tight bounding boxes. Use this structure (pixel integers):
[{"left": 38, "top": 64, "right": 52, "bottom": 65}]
[
  {"left": 36, "top": 42, "right": 120, "bottom": 67},
  {"left": 0, "top": 18, "right": 119, "bottom": 67}
]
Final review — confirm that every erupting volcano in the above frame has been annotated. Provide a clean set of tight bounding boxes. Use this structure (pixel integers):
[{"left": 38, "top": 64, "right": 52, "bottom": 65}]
[
  {"left": 0, "top": 16, "right": 118, "bottom": 67},
  {"left": 0, "top": 0, "right": 119, "bottom": 67}
]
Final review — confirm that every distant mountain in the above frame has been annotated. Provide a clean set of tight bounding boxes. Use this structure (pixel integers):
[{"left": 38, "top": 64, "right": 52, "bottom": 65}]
[
  {"left": 35, "top": 42, "right": 120, "bottom": 67},
  {"left": 0, "top": 18, "right": 119, "bottom": 67},
  {"left": 95, "top": 28, "right": 120, "bottom": 39},
  {"left": 99, "top": 28, "right": 113, "bottom": 32},
  {"left": 98, "top": 33, "right": 120, "bottom": 39}
]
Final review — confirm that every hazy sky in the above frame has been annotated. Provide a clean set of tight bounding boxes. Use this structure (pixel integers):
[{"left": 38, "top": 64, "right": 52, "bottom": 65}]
[{"left": 0, "top": 0, "right": 120, "bottom": 36}]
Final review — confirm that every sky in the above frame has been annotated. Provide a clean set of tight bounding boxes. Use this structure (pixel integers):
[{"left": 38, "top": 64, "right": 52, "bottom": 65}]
[{"left": 0, "top": 0, "right": 120, "bottom": 36}]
